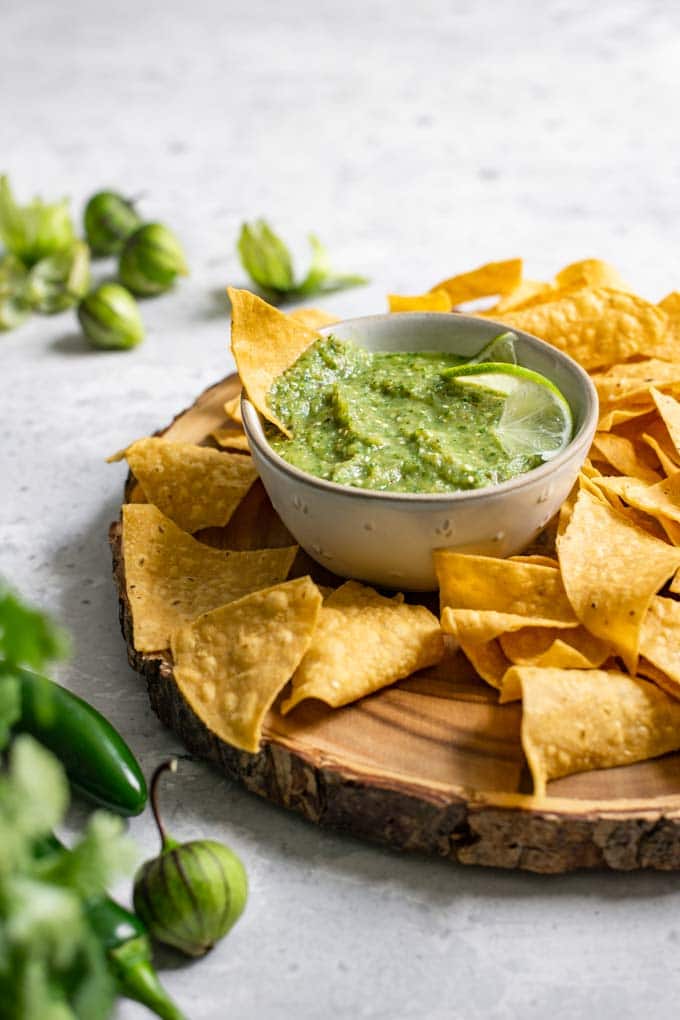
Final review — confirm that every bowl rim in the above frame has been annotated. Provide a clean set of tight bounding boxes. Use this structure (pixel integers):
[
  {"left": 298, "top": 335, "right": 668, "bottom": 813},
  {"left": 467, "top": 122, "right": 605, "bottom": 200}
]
[{"left": 241, "top": 312, "right": 599, "bottom": 505}]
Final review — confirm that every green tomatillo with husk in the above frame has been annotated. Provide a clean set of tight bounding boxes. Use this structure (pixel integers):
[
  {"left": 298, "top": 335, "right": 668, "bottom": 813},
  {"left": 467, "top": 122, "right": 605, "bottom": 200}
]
[
  {"left": 27, "top": 239, "right": 91, "bottom": 314},
  {"left": 133, "top": 760, "right": 248, "bottom": 958},
  {"left": 0, "top": 253, "right": 31, "bottom": 330},
  {"left": 84, "top": 191, "right": 142, "bottom": 256},
  {"left": 118, "top": 223, "right": 188, "bottom": 296},
  {"left": 78, "top": 282, "right": 145, "bottom": 350},
  {"left": 0, "top": 175, "right": 75, "bottom": 266}
]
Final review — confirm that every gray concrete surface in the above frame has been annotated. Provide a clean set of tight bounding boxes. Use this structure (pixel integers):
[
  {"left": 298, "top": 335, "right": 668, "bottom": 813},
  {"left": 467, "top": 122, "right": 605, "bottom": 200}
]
[{"left": 3, "top": 1, "right": 680, "bottom": 1017}]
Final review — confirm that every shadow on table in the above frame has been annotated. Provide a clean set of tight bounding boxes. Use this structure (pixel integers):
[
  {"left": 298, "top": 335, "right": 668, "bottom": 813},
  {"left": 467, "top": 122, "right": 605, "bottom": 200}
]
[{"left": 50, "top": 330, "right": 106, "bottom": 355}]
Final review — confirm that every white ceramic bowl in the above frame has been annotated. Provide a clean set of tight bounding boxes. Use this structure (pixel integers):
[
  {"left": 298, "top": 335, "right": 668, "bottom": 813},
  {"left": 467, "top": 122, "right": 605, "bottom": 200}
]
[{"left": 242, "top": 313, "right": 598, "bottom": 591}]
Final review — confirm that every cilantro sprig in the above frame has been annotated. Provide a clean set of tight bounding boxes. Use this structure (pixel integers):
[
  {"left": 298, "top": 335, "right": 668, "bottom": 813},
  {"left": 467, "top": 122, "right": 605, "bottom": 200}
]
[{"left": 0, "top": 583, "right": 135, "bottom": 1019}]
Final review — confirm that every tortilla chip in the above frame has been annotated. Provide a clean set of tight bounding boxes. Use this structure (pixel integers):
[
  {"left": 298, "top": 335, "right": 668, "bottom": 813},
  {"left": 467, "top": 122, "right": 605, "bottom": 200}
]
[
  {"left": 288, "top": 307, "right": 339, "bottom": 329},
  {"left": 441, "top": 607, "right": 570, "bottom": 646},
  {"left": 516, "top": 666, "right": 680, "bottom": 797},
  {"left": 122, "top": 504, "right": 297, "bottom": 652},
  {"left": 594, "top": 471, "right": 680, "bottom": 525},
  {"left": 388, "top": 289, "right": 452, "bottom": 312},
  {"left": 491, "top": 289, "right": 668, "bottom": 371},
  {"left": 590, "top": 433, "right": 662, "bottom": 484},
  {"left": 458, "top": 638, "right": 511, "bottom": 691},
  {"left": 440, "top": 609, "right": 511, "bottom": 690},
  {"left": 491, "top": 280, "right": 554, "bottom": 314},
  {"left": 120, "top": 437, "right": 257, "bottom": 533},
  {"left": 281, "top": 581, "right": 444, "bottom": 712},
  {"left": 639, "top": 596, "right": 680, "bottom": 696},
  {"left": 593, "top": 361, "right": 680, "bottom": 409},
  {"left": 171, "top": 576, "right": 322, "bottom": 753},
  {"left": 435, "top": 550, "right": 577, "bottom": 626},
  {"left": 637, "top": 657, "right": 675, "bottom": 688},
  {"left": 659, "top": 517, "right": 680, "bottom": 545},
  {"left": 657, "top": 291, "right": 680, "bottom": 348},
  {"left": 224, "top": 393, "right": 243, "bottom": 425},
  {"left": 500, "top": 625, "right": 611, "bottom": 670},
  {"left": 497, "top": 626, "right": 612, "bottom": 703},
  {"left": 509, "top": 554, "right": 560, "bottom": 567},
  {"left": 651, "top": 388, "right": 680, "bottom": 460},
  {"left": 228, "top": 287, "right": 320, "bottom": 435},
  {"left": 430, "top": 259, "right": 523, "bottom": 306},
  {"left": 659, "top": 291, "right": 680, "bottom": 315},
  {"left": 597, "top": 406, "right": 656, "bottom": 432},
  {"left": 641, "top": 421, "right": 680, "bottom": 477},
  {"left": 211, "top": 427, "right": 250, "bottom": 452},
  {"left": 556, "top": 489, "right": 680, "bottom": 672},
  {"left": 555, "top": 259, "right": 627, "bottom": 292}
]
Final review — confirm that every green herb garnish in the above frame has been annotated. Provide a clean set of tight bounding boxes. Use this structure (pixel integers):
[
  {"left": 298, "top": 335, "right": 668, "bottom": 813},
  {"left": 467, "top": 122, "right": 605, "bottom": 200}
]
[
  {"left": 0, "top": 582, "right": 70, "bottom": 675},
  {"left": 0, "top": 736, "right": 135, "bottom": 1019}
]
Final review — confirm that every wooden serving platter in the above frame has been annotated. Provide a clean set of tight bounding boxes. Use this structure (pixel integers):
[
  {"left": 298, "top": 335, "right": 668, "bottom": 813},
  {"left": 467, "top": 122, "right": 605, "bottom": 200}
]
[{"left": 110, "top": 375, "right": 680, "bottom": 873}]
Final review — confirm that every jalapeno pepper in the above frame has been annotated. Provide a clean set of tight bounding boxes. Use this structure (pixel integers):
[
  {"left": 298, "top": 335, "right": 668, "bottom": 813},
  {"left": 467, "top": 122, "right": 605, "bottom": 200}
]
[
  {"left": 87, "top": 897, "right": 187, "bottom": 1020},
  {"left": 12, "top": 666, "right": 147, "bottom": 816}
]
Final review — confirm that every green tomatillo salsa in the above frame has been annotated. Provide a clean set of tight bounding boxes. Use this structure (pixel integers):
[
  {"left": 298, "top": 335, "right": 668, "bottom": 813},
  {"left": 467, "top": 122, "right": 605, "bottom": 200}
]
[{"left": 265, "top": 334, "right": 572, "bottom": 494}]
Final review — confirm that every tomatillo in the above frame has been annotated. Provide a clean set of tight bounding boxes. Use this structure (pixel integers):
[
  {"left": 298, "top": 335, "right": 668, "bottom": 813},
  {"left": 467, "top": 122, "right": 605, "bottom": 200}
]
[
  {"left": 133, "top": 760, "right": 248, "bottom": 957},
  {"left": 84, "top": 190, "right": 142, "bottom": 256},
  {"left": 118, "top": 222, "right": 188, "bottom": 296},
  {"left": 78, "top": 282, "right": 145, "bottom": 351},
  {"left": 27, "top": 240, "right": 91, "bottom": 314}
]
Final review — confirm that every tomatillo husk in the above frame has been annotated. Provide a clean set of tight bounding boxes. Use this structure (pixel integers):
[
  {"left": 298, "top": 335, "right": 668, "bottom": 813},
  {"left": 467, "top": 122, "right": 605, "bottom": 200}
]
[
  {"left": 118, "top": 223, "right": 188, "bottom": 296},
  {"left": 133, "top": 760, "right": 248, "bottom": 957},
  {"left": 78, "top": 282, "right": 145, "bottom": 350},
  {"left": 84, "top": 191, "right": 142, "bottom": 256},
  {"left": 0, "top": 253, "right": 31, "bottom": 330},
  {"left": 0, "top": 174, "right": 75, "bottom": 266},
  {"left": 27, "top": 240, "right": 91, "bottom": 314}
]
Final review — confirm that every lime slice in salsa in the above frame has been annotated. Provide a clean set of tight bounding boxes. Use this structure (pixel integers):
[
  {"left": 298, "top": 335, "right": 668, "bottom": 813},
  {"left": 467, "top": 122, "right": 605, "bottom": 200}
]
[
  {"left": 445, "top": 362, "right": 574, "bottom": 461},
  {"left": 469, "top": 330, "right": 518, "bottom": 365}
]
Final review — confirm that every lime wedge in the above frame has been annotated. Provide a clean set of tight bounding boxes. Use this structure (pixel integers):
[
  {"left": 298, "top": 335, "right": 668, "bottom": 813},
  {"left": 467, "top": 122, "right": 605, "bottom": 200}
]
[
  {"left": 469, "top": 330, "right": 518, "bottom": 366},
  {"left": 446, "top": 362, "right": 574, "bottom": 461}
]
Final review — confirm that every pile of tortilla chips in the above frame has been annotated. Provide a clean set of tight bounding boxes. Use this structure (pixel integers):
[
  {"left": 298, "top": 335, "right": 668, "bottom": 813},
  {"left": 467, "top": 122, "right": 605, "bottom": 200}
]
[
  {"left": 114, "top": 419, "right": 443, "bottom": 753},
  {"left": 393, "top": 257, "right": 680, "bottom": 796},
  {"left": 113, "top": 263, "right": 680, "bottom": 799}
]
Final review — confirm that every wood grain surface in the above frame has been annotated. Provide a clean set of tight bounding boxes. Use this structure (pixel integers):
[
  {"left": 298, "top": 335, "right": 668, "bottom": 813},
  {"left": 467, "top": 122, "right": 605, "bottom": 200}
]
[{"left": 110, "top": 375, "right": 680, "bottom": 873}]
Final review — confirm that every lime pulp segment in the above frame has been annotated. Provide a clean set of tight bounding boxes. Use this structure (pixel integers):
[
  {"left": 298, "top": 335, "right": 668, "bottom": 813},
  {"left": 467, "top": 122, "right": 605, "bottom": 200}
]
[{"left": 446, "top": 361, "right": 574, "bottom": 461}]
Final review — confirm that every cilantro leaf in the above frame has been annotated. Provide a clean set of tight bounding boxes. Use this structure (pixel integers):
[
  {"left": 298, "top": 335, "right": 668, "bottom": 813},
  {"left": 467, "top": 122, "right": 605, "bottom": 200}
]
[
  {"left": 0, "top": 738, "right": 131, "bottom": 1019},
  {"left": 0, "top": 583, "right": 70, "bottom": 672},
  {"left": 0, "top": 676, "right": 20, "bottom": 748},
  {"left": 37, "top": 812, "right": 136, "bottom": 900},
  {"left": 0, "top": 735, "right": 70, "bottom": 873}
]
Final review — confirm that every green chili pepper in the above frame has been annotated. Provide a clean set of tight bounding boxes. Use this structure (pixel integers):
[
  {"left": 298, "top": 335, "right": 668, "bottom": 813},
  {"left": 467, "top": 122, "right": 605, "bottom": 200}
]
[
  {"left": 36, "top": 835, "right": 186, "bottom": 1020},
  {"left": 11, "top": 666, "right": 147, "bottom": 816},
  {"left": 87, "top": 899, "right": 187, "bottom": 1020}
]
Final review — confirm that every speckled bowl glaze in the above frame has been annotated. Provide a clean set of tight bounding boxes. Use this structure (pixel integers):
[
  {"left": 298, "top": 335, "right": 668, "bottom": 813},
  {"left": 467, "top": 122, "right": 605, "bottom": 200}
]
[{"left": 242, "top": 313, "right": 598, "bottom": 591}]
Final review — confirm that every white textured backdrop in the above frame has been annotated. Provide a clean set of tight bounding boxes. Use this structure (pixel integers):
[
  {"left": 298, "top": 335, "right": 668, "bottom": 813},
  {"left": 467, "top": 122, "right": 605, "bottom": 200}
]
[{"left": 3, "top": 1, "right": 680, "bottom": 1017}]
